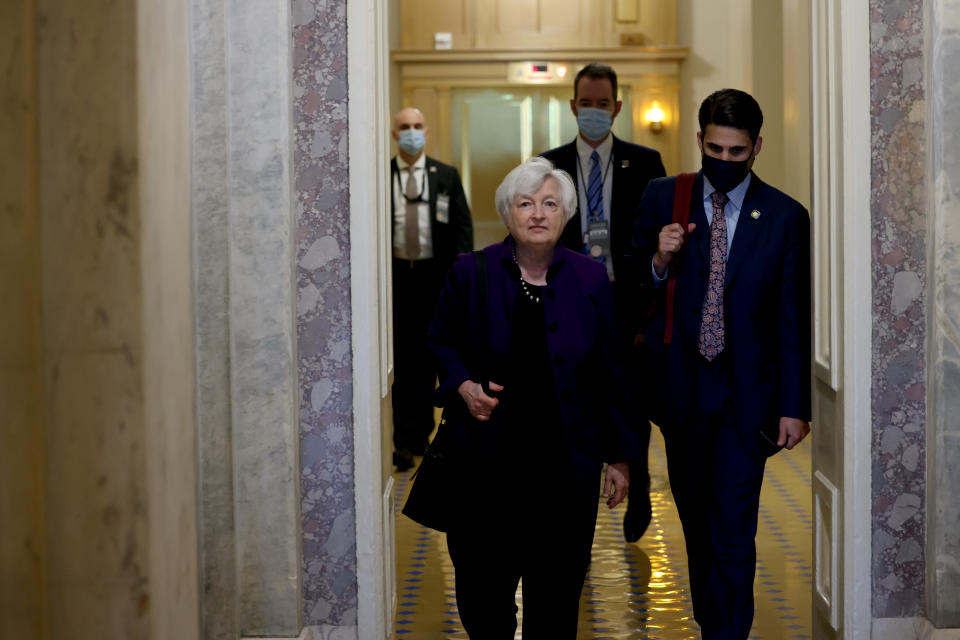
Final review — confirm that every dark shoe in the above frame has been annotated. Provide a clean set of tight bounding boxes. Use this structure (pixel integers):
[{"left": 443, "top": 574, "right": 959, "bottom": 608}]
[
  {"left": 623, "top": 481, "right": 652, "bottom": 543},
  {"left": 393, "top": 449, "right": 416, "bottom": 472}
]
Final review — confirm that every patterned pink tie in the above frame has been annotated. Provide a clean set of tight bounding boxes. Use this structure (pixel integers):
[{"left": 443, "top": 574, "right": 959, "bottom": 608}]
[{"left": 699, "top": 191, "right": 729, "bottom": 360}]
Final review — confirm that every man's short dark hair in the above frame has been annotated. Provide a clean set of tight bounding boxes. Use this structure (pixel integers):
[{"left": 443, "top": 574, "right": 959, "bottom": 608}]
[
  {"left": 573, "top": 62, "right": 618, "bottom": 101},
  {"left": 698, "top": 89, "right": 764, "bottom": 143}
]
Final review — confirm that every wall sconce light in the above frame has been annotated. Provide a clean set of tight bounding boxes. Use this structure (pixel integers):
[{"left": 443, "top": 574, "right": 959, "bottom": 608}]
[{"left": 645, "top": 102, "right": 665, "bottom": 133}]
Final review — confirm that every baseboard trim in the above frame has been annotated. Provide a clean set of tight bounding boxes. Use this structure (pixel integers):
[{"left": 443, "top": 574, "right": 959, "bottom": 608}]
[
  {"left": 873, "top": 618, "right": 960, "bottom": 640},
  {"left": 245, "top": 624, "right": 358, "bottom": 640}
]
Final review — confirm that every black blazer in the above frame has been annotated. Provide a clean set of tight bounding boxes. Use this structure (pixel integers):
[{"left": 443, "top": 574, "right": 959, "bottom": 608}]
[
  {"left": 390, "top": 155, "right": 473, "bottom": 274},
  {"left": 540, "top": 136, "right": 665, "bottom": 339},
  {"left": 632, "top": 171, "right": 811, "bottom": 457}
]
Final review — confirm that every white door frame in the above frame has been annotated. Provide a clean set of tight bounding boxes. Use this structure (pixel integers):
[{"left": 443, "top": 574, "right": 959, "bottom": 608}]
[
  {"left": 810, "top": 0, "right": 872, "bottom": 636},
  {"left": 837, "top": 0, "right": 871, "bottom": 636},
  {"left": 349, "top": 0, "right": 875, "bottom": 637},
  {"left": 349, "top": 0, "right": 392, "bottom": 638}
]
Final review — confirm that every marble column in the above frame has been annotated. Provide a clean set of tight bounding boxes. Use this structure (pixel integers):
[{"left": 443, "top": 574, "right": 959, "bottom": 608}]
[
  {"left": 869, "top": 0, "right": 928, "bottom": 618},
  {"left": 190, "top": 0, "right": 238, "bottom": 637},
  {"left": 927, "top": 0, "right": 960, "bottom": 627},
  {"left": 189, "top": 0, "right": 364, "bottom": 635},
  {"left": 227, "top": 0, "right": 302, "bottom": 631},
  {"left": 190, "top": 0, "right": 303, "bottom": 636}
]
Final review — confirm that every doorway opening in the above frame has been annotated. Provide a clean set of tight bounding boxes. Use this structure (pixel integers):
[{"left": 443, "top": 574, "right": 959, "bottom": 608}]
[{"left": 449, "top": 86, "right": 634, "bottom": 246}]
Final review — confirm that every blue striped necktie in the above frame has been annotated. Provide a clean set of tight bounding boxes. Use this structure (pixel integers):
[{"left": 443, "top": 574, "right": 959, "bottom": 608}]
[
  {"left": 587, "top": 150, "right": 604, "bottom": 221},
  {"left": 586, "top": 151, "right": 606, "bottom": 264}
]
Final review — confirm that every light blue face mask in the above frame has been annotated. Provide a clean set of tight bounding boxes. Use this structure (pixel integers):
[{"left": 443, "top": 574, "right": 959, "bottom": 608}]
[
  {"left": 576, "top": 107, "right": 614, "bottom": 141},
  {"left": 397, "top": 128, "right": 426, "bottom": 155}
]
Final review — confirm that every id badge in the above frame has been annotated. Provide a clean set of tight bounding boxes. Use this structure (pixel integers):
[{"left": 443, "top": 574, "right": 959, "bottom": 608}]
[
  {"left": 587, "top": 219, "right": 611, "bottom": 258},
  {"left": 436, "top": 194, "right": 450, "bottom": 223}
]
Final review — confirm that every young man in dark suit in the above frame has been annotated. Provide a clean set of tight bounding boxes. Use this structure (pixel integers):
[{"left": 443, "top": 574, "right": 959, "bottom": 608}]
[
  {"left": 390, "top": 107, "right": 473, "bottom": 471},
  {"left": 632, "top": 88, "right": 811, "bottom": 639},
  {"left": 541, "top": 62, "right": 665, "bottom": 542}
]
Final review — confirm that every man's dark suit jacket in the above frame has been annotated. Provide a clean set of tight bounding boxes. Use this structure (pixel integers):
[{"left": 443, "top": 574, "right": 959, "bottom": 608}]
[
  {"left": 540, "top": 136, "right": 665, "bottom": 340},
  {"left": 632, "top": 171, "right": 811, "bottom": 457},
  {"left": 427, "top": 238, "right": 642, "bottom": 478},
  {"left": 390, "top": 155, "right": 474, "bottom": 271}
]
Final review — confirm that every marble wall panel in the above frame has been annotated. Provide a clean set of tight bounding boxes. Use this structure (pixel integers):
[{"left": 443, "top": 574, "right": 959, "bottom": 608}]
[
  {"left": 869, "top": 0, "right": 927, "bottom": 618},
  {"left": 927, "top": 0, "right": 960, "bottom": 627},
  {"left": 226, "top": 0, "right": 302, "bottom": 634},
  {"left": 189, "top": 0, "right": 238, "bottom": 637},
  {"left": 873, "top": 617, "right": 960, "bottom": 639},
  {"left": 0, "top": 0, "right": 44, "bottom": 637},
  {"left": 292, "top": 0, "right": 358, "bottom": 626}
]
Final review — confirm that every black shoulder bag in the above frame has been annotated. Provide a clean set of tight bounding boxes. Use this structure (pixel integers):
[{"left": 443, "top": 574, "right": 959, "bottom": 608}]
[{"left": 401, "top": 250, "right": 488, "bottom": 532}]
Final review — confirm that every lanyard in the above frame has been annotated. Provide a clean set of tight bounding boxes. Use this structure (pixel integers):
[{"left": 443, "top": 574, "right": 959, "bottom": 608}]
[
  {"left": 575, "top": 149, "right": 614, "bottom": 221},
  {"left": 394, "top": 163, "right": 427, "bottom": 203}
]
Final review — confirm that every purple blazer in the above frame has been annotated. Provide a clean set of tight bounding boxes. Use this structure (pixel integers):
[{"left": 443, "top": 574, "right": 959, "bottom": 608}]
[{"left": 427, "top": 237, "right": 643, "bottom": 478}]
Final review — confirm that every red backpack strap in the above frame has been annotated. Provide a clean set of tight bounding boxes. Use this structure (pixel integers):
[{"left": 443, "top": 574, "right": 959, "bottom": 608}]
[{"left": 664, "top": 173, "right": 697, "bottom": 344}]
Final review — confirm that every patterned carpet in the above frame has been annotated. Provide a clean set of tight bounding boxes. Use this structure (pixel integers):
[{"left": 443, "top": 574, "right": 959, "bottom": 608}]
[{"left": 392, "top": 428, "right": 813, "bottom": 639}]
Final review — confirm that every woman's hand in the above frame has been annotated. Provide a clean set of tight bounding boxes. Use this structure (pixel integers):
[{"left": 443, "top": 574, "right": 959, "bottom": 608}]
[
  {"left": 458, "top": 380, "right": 504, "bottom": 421},
  {"left": 603, "top": 462, "right": 630, "bottom": 509}
]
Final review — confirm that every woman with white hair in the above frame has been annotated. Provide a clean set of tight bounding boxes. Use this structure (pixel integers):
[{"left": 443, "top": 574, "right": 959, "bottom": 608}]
[{"left": 426, "top": 156, "right": 642, "bottom": 638}]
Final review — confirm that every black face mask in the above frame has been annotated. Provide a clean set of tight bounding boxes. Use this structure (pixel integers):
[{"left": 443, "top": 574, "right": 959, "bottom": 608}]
[{"left": 701, "top": 153, "right": 751, "bottom": 193}]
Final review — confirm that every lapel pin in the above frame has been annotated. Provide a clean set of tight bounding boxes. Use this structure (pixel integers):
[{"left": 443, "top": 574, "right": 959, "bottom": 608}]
[
  {"left": 621, "top": 159, "right": 630, "bottom": 168},
  {"left": 429, "top": 166, "right": 437, "bottom": 173},
  {"left": 751, "top": 210, "right": 761, "bottom": 219}
]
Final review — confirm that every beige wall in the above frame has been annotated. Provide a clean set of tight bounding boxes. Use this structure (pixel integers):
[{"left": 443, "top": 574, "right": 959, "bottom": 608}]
[
  {"left": 397, "top": 0, "right": 677, "bottom": 49},
  {"left": 781, "top": 0, "right": 811, "bottom": 210},
  {"left": 392, "top": 0, "right": 810, "bottom": 197},
  {"left": 677, "top": 0, "right": 810, "bottom": 208},
  {"left": 0, "top": 0, "right": 44, "bottom": 637},
  {"left": 677, "top": 0, "right": 752, "bottom": 171},
  {"left": 751, "top": 0, "right": 786, "bottom": 191},
  {"left": 392, "top": 0, "right": 686, "bottom": 174}
]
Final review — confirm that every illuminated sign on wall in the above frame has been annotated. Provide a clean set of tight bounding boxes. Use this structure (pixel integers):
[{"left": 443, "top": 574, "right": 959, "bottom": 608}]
[{"left": 506, "top": 62, "right": 572, "bottom": 84}]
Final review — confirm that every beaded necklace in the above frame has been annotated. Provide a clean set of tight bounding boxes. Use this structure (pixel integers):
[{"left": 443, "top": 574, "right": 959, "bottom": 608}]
[{"left": 512, "top": 245, "right": 542, "bottom": 304}]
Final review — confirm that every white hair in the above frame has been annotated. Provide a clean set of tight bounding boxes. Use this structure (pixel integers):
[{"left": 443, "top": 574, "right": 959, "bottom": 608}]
[{"left": 494, "top": 157, "right": 577, "bottom": 226}]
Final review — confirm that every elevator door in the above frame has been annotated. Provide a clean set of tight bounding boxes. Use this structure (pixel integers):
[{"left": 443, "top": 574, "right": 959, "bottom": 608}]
[{"left": 450, "top": 87, "right": 633, "bottom": 248}]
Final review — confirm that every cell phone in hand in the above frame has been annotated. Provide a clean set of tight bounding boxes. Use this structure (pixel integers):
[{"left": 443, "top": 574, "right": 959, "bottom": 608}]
[{"left": 759, "top": 426, "right": 783, "bottom": 457}]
